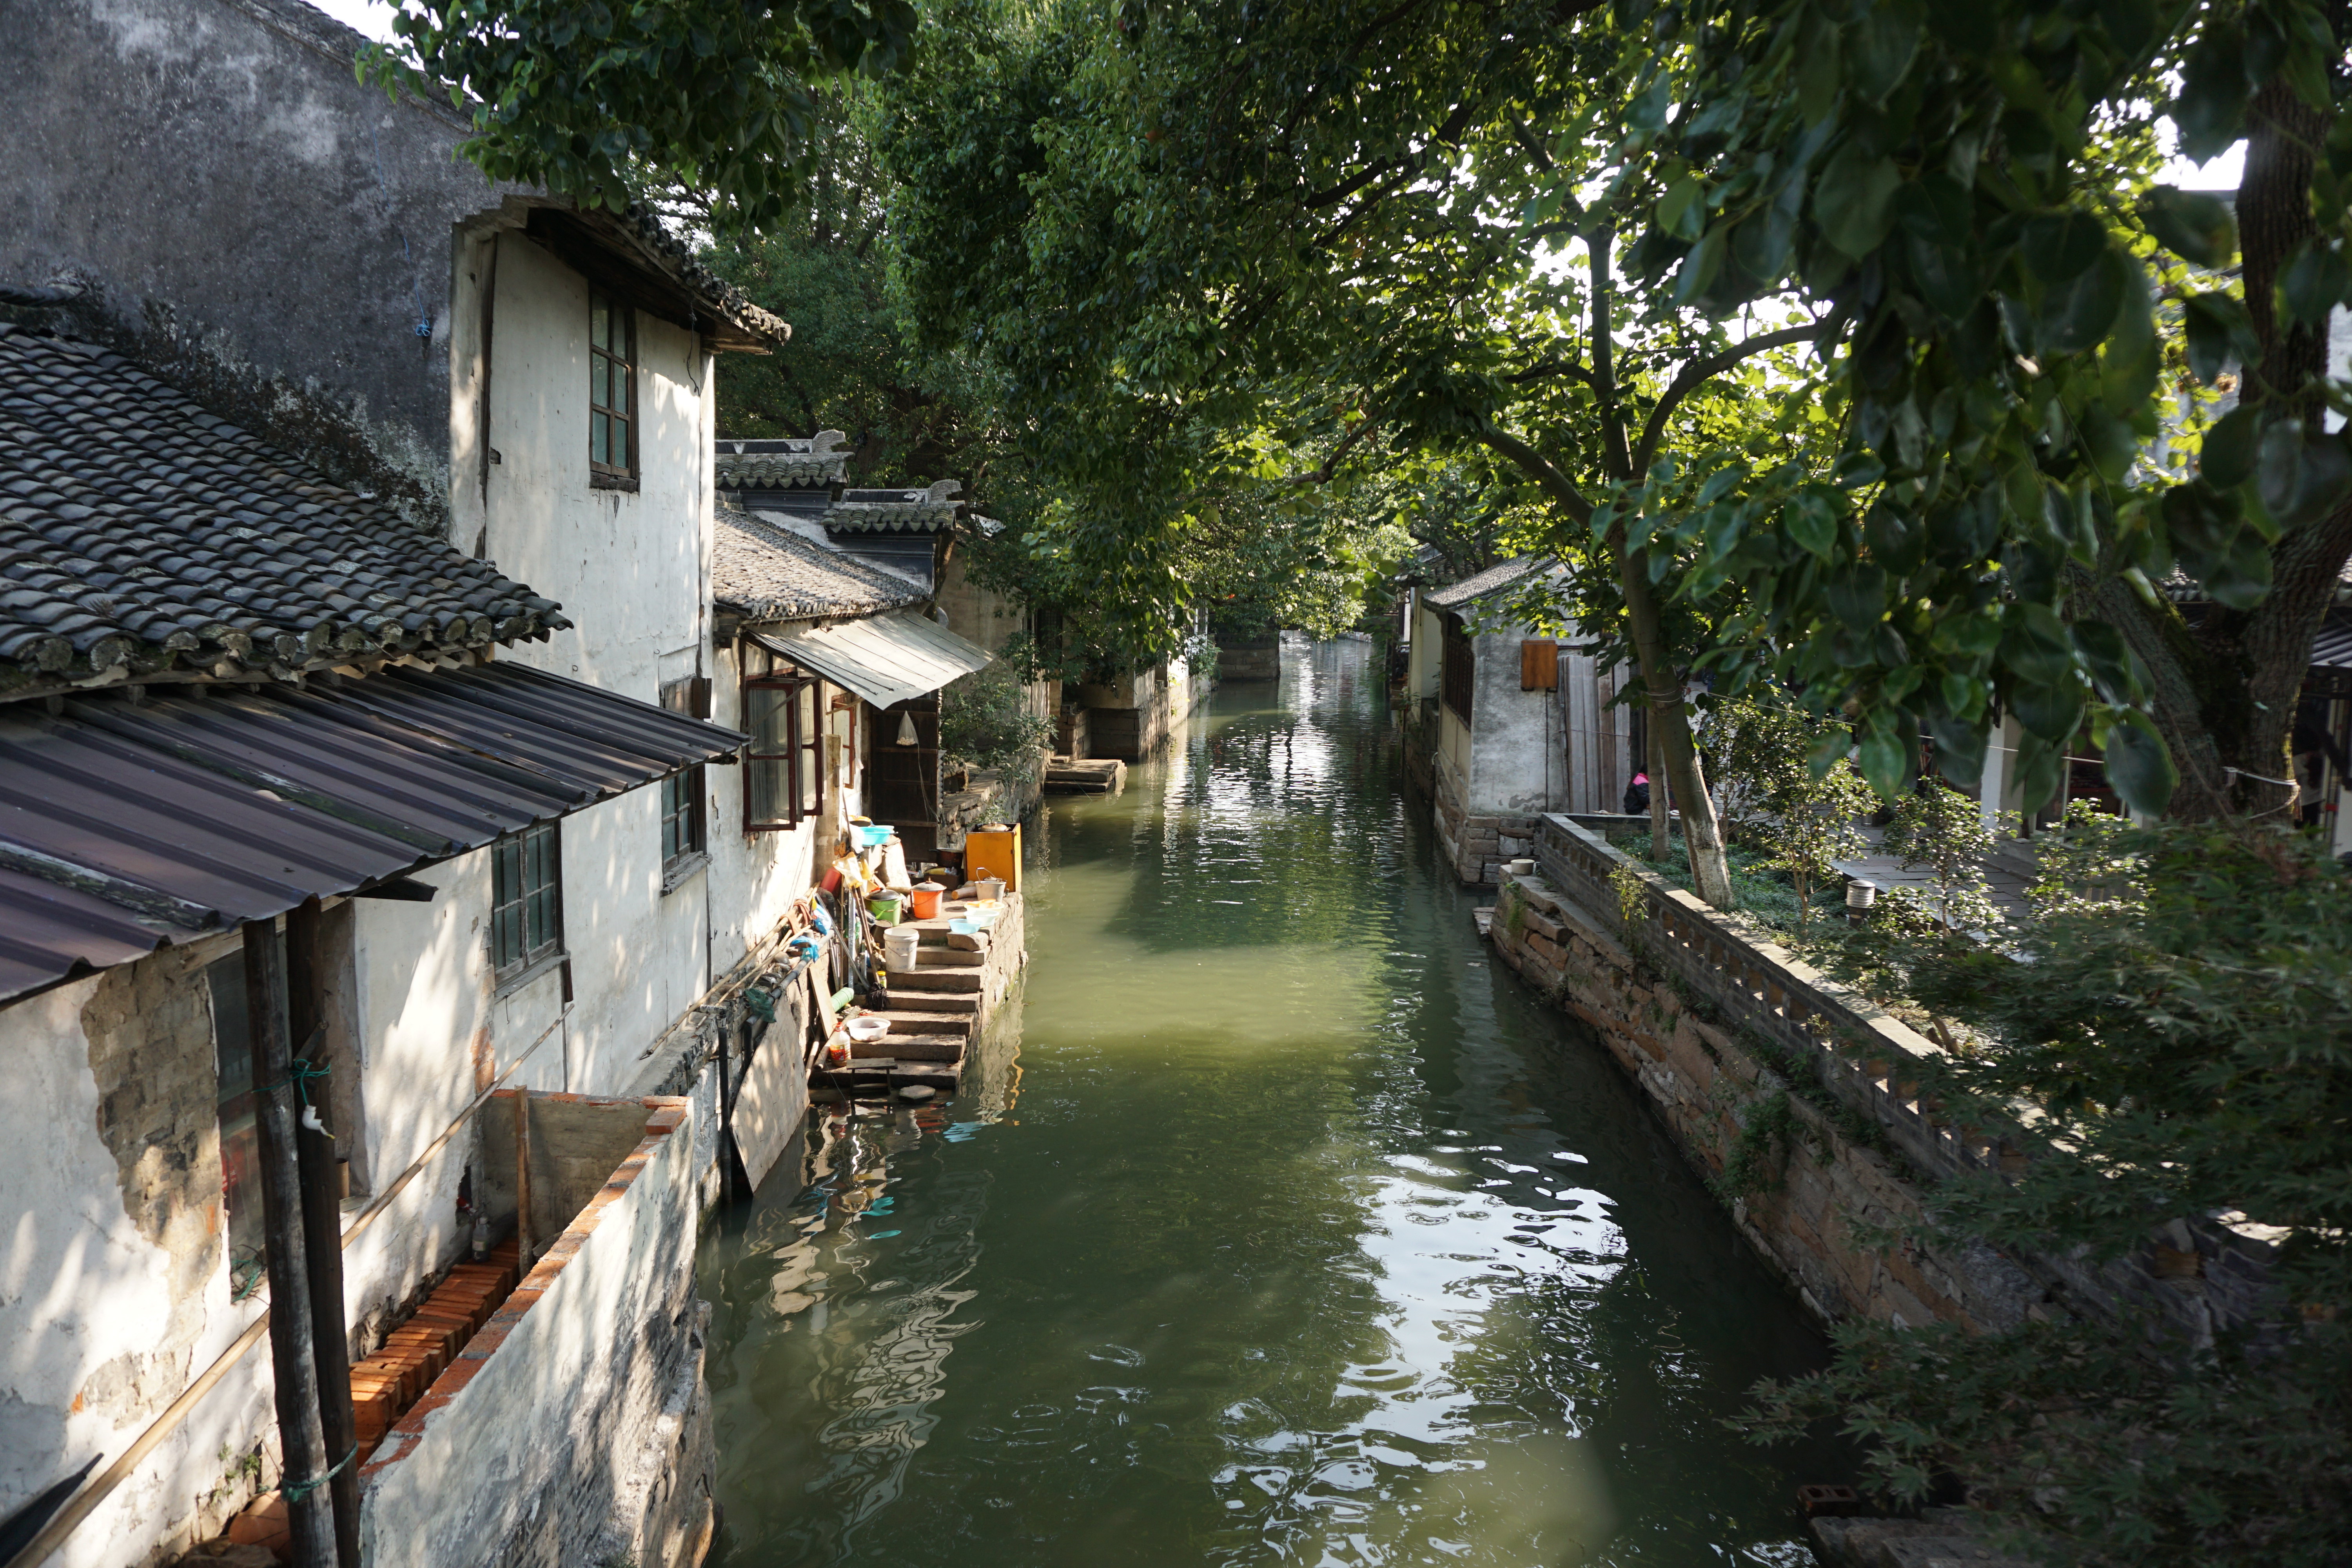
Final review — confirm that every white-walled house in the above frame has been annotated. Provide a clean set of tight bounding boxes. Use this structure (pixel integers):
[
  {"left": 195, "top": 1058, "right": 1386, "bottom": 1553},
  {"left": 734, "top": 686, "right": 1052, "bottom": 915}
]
[
  {"left": 0, "top": 6, "right": 884, "bottom": 1564},
  {"left": 1403, "top": 560, "right": 1638, "bottom": 884}
]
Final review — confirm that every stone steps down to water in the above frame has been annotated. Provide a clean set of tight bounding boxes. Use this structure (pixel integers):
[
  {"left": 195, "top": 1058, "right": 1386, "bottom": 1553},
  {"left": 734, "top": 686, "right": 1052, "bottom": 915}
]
[{"left": 822, "top": 898, "right": 1025, "bottom": 1096}]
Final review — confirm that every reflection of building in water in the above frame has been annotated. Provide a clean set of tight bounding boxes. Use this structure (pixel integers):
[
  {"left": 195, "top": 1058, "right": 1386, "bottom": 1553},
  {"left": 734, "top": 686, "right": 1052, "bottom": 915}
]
[{"left": 777, "top": 1118, "right": 994, "bottom": 1545}]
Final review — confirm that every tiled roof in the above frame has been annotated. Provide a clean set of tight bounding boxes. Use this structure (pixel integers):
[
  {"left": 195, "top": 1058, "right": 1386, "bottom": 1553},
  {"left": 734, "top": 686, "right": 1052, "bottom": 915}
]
[
  {"left": 715, "top": 432, "right": 849, "bottom": 489},
  {"left": 0, "top": 324, "right": 566, "bottom": 691},
  {"left": 1423, "top": 555, "right": 1550, "bottom": 609},
  {"left": 826, "top": 479, "right": 967, "bottom": 534},
  {"left": 713, "top": 503, "right": 927, "bottom": 622}
]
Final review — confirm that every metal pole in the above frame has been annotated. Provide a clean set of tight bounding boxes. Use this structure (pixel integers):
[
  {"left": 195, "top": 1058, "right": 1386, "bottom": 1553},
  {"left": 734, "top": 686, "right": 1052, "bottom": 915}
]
[
  {"left": 242, "top": 921, "right": 336, "bottom": 1568},
  {"left": 284, "top": 899, "right": 359, "bottom": 1568}
]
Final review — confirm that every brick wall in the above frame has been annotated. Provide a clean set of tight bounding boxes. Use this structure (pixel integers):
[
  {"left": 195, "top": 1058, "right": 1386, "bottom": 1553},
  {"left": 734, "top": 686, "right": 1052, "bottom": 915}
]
[{"left": 1488, "top": 873, "right": 2038, "bottom": 1329}]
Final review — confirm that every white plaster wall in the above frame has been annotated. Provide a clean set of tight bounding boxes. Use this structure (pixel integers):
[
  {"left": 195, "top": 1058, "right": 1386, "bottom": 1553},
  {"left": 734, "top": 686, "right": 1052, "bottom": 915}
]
[
  {"left": 441, "top": 227, "right": 750, "bottom": 1096},
  {"left": 1467, "top": 628, "right": 1560, "bottom": 814},
  {"left": 0, "top": 962, "right": 276, "bottom": 1568},
  {"left": 1407, "top": 596, "right": 1441, "bottom": 702}
]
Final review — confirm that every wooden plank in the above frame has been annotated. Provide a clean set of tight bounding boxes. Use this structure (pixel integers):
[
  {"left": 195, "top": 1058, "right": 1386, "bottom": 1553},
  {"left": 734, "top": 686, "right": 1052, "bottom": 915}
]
[{"left": 731, "top": 1029, "right": 801, "bottom": 1196}]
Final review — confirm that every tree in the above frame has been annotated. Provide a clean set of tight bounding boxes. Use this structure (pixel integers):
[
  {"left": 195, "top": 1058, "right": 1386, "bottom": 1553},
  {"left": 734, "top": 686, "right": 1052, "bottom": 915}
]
[
  {"left": 1711, "top": 691, "right": 1875, "bottom": 933},
  {"left": 875, "top": 0, "right": 1853, "bottom": 909},
  {"left": 1879, "top": 781, "right": 2003, "bottom": 937},
  {"left": 1610, "top": 0, "right": 2352, "bottom": 824},
  {"left": 360, "top": 0, "right": 917, "bottom": 234}
]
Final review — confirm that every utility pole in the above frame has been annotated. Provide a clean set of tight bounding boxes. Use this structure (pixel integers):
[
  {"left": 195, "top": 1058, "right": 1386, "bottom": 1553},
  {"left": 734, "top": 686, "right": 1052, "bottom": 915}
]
[
  {"left": 243, "top": 921, "right": 337, "bottom": 1568},
  {"left": 285, "top": 899, "right": 360, "bottom": 1568}
]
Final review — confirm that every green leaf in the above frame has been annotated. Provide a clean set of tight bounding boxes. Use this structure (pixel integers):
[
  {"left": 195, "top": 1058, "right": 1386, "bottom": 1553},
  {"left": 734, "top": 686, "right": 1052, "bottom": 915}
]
[
  {"left": 2181, "top": 291, "right": 2252, "bottom": 385},
  {"left": 1814, "top": 145, "right": 1903, "bottom": 260},
  {"left": 1847, "top": 0, "right": 1924, "bottom": 103},
  {"left": 1788, "top": 485, "right": 1840, "bottom": 559},
  {"left": 2071, "top": 620, "right": 2140, "bottom": 703},
  {"left": 2011, "top": 679, "right": 2086, "bottom": 743},
  {"left": 1858, "top": 722, "right": 1909, "bottom": 797},
  {"left": 1675, "top": 226, "right": 1728, "bottom": 307},
  {"left": 2037, "top": 249, "right": 2128, "bottom": 356},
  {"left": 1806, "top": 726, "right": 1851, "bottom": 780},
  {"left": 2199, "top": 405, "right": 2259, "bottom": 490},
  {"left": 1658, "top": 176, "right": 1706, "bottom": 241},
  {"left": 2256, "top": 418, "right": 2352, "bottom": 527},
  {"left": 1923, "top": 706, "right": 1987, "bottom": 787},
  {"left": 1628, "top": 78, "right": 1672, "bottom": 131},
  {"left": 2020, "top": 212, "right": 2107, "bottom": 284},
  {"left": 2100, "top": 709, "right": 2176, "bottom": 816},
  {"left": 1796, "top": 19, "right": 1842, "bottom": 124},
  {"left": 2138, "top": 186, "right": 2237, "bottom": 268},
  {"left": 2276, "top": 240, "right": 2350, "bottom": 332},
  {"left": 1827, "top": 563, "right": 1887, "bottom": 632},
  {"left": 2173, "top": 27, "right": 2250, "bottom": 163}
]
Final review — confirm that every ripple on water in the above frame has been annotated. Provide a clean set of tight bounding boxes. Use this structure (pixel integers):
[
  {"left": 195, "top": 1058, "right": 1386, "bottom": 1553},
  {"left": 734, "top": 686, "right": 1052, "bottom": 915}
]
[{"left": 697, "top": 641, "right": 1847, "bottom": 1568}]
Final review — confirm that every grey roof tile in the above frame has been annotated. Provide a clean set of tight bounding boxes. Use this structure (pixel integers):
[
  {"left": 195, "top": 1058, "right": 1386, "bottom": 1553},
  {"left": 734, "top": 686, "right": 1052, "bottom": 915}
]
[
  {"left": 1423, "top": 555, "right": 1552, "bottom": 609},
  {"left": 714, "top": 432, "right": 850, "bottom": 489},
  {"left": 0, "top": 324, "right": 568, "bottom": 689},
  {"left": 712, "top": 502, "right": 926, "bottom": 622}
]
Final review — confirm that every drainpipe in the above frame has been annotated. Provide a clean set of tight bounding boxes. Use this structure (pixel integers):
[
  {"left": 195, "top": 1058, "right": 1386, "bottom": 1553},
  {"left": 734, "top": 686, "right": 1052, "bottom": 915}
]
[
  {"left": 284, "top": 899, "right": 360, "bottom": 1568},
  {"left": 242, "top": 920, "right": 338, "bottom": 1568}
]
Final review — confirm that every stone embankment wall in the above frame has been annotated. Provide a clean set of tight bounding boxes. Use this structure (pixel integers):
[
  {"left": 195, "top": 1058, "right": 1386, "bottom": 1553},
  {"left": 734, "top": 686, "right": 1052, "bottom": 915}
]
[
  {"left": 1489, "top": 870, "right": 2032, "bottom": 1329},
  {"left": 1490, "top": 815, "right": 2278, "bottom": 1338},
  {"left": 1430, "top": 754, "right": 1537, "bottom": 886}
]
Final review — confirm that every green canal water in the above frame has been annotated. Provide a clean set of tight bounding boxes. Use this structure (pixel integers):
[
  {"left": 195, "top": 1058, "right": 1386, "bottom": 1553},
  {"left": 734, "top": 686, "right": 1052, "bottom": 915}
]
[{"left": 699, "top": 638, "right": 1844, "bottom": 1567}]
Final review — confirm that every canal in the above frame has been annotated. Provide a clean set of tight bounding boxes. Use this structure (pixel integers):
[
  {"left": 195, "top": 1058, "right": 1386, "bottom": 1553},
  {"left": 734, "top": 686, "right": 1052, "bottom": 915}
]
[{"left": 698, "top": 637, "right": 1842, "bottom": 1567}]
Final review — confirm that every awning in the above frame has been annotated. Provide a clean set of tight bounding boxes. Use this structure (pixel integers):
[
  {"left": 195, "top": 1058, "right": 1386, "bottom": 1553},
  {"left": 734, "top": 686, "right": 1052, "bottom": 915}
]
[
  {"left": 752, "top": 610, "right": 992, "bottom": 710},
  {"left": 0, "top": 662, "right": 748, "bottom": 1004}
]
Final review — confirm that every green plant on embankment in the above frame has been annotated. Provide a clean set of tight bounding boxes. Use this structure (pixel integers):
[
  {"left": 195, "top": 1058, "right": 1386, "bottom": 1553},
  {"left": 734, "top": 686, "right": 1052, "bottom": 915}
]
[
  {"left": 1619, "top": 832, "right": 1840, "bottom": 938},
  {"left": 1737, "top": 824, "right": 2352, "bottom": 1565},
  {"left": 1712, "top": 1089, "right": 1795, "bottom": 1201}
]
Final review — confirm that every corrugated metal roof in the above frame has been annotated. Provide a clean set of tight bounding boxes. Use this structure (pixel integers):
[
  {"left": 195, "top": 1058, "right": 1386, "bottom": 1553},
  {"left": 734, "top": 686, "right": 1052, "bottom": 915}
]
[
  {"left": 0, "top": 662, "right": 746, "bottom": 1004},
  {"left": 2313, "top": 611, "right": 2352, "bottom": 671},
  {"left": 753, "top": 611, "right": 993, "bottom": 710}
]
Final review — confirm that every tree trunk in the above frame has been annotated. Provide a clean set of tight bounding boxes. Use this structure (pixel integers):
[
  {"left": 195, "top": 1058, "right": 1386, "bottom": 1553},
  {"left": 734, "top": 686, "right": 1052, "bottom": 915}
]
[
  {"left": 2103, "top": 77, "right": 2350, "bottom": 822},
  {"left": 1618, "top": 545, "right": 1737, "bottom": 907},
  {"left": 1648, "top": 708, "right": 1671, "bottom": 852}
]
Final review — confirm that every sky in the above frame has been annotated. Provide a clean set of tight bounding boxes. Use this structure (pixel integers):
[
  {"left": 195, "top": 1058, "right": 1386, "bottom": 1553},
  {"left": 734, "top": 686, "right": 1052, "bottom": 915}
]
[{"left": 309, "top": 0, "right": 399, "bottom": 40}]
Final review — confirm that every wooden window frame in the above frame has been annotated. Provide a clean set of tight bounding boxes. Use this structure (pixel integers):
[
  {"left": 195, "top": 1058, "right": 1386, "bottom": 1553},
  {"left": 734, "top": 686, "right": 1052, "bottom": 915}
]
[
  {"left": 588, "top": 286, "right": 637, "bottom": 488},
  {"left": 1441, "top": 613, "right": 1475, "bottom": 723},
  {"left": 743, "top": 668, "right": 826, "bottom": 833},
  {"left": 660, "top": 765, "right": 707, "bottom": 871},
  {"left": 490, "top": 820, "right": 565, "bottom": 981}
]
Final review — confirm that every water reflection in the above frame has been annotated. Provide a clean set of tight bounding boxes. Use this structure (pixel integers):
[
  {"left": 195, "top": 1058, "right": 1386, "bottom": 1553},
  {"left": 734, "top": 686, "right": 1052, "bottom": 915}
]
[{"left": 700, "top": 638, "right": 1842, "bottom": 1567}]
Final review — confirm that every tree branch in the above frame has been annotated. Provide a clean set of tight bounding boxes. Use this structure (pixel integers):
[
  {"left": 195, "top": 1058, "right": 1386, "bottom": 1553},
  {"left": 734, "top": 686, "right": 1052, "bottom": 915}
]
[
  {"left": 1475, "top": 426, "right": 1593, "bottom": 526},
  {"left": 1628, "top": 324, "right": 1820, "bottom": 477},
  {"left": 1301, "top": 97, "right": 1478, "bottom": 209},
  {"left": 1506, "top": 359, "right": 1599, "bottom": 388},
  {"left": 1281, "top": 416, "right": 1384, "bottom": 485}
]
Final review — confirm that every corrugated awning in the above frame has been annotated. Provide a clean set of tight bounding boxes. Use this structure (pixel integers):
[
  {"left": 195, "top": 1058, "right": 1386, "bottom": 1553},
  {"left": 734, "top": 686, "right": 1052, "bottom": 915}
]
[
  {"left": 0, "top": 662, "right": 747, "bottom": 1004},
  {"left": 752, "top": 610, "right": 992, "bottom": 709}
]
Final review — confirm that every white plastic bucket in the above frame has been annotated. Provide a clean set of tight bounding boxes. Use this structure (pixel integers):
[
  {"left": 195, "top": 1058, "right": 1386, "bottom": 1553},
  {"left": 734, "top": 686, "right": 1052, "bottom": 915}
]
[{"left": 884, "top": 927, "right": 921, "bottom": 973}]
